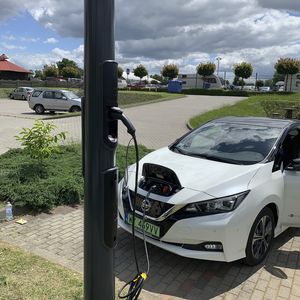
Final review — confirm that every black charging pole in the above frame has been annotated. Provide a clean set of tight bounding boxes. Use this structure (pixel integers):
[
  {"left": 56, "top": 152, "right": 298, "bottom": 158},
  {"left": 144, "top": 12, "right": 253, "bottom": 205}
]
[{"left": 84, "top": 0, "right": 118, "bottom": 299}]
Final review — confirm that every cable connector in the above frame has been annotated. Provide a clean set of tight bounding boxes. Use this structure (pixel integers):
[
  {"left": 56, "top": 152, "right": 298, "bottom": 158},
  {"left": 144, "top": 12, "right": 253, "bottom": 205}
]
[{"left": 109, "top": 107, "right": 136, "bottom": 136}]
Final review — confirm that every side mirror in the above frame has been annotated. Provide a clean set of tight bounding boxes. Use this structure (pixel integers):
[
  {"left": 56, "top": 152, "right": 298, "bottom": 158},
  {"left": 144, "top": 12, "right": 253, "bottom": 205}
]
[
  {"left": 62, "top": 96, "right": 67, "bottom": 100},
  {"left": 286, "top": 158, "right": 300, "bottom": 171}
]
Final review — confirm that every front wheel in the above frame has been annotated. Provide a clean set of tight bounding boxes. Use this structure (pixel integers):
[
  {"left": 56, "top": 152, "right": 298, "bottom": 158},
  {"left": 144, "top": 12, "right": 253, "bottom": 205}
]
[
  {"left": 35, "top": 104, "right": 45, "bottom": 114},
  {"left": 244, "top": 207, "right": 274, "bottom": 266},
  {"left": 70, "top": 106, "right": 81, "bottom": 113}
]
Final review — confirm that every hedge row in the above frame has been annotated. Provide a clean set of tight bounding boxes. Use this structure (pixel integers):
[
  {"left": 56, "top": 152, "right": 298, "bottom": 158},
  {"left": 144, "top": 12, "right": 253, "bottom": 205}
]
[{"left": 181, "top": 89, "right": 294, "bottom": 97}]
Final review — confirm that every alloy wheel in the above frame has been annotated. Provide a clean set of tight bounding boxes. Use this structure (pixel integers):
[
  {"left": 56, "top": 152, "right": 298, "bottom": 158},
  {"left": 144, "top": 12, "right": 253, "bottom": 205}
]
[{"left": 251, "top": 215, "right": 272, "bottom": 260}]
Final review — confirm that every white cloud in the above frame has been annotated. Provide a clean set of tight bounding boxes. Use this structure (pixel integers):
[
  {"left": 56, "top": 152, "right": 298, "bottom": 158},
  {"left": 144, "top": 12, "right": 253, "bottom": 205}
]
[
  {"left": 11, "top": 45, "right": 84, "bottom": 70},
  {"left": 2, "top": 35, "right": 15, "bottom": 41},
  {"left": 1, "top": 43, "right": 26, "bottom": 50},
  {"left": 43, "top": 37, "right": 58, "bottom": 44},
  {"left": 21, "top": 37, "right": 40, "bottom": 42},
  {"left": 1, "top": 0, "right": 300, "bottom": 76}
]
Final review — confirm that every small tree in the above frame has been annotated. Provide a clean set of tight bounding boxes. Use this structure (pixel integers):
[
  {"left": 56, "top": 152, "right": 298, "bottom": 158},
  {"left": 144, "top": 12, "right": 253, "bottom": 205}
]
[
  {"left": 61, "top": 66, "right": 81, "bottom": 78},
  {"left": 233, "top": 62, "right": 253, "bottom": 89},
  {"left": 274, "top": 58, "right": 300, "bottom": 91},
  {"left": 43, "top": 64, "right": 58, "bottom": 78},
  {"left": 196, "top": 62, "right": 216, "bottom": 88},
  {"left": 118, "top": 66, "right": 124, "bottom": 78},
  {"left": 255, "top": 80, "right": 264, "bottom": 90},
  {"left": 272, "top": 70, "right": 285, "bottom": 85},
  {"left": 134, "top": 64, "right": 148, "bottom": 82},
  {"left": 16, "top": 120, "right": 67, "bottom": 163},
  {"left": 161, "top": 64, "right": 179, "bottom": 80},
  {"left": 34, "top": 70, "right": 43, "bottom": 79}
]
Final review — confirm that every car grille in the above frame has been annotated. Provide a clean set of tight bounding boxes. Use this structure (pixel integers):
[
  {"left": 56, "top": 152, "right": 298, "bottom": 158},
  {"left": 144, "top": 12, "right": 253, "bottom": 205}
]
[{"left": 129, "top": 191, "right": 174, "bottom": 219}]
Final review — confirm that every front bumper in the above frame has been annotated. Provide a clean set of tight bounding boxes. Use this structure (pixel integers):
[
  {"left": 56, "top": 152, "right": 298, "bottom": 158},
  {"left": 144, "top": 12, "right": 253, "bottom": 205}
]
[{"left": 119, "top": 202, "right": 251, "bottom": 262}]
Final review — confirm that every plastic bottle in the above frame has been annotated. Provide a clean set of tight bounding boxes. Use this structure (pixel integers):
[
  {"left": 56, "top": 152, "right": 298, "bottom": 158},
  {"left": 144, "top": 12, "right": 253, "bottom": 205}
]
[{"left": 5, "top": 201, "right": 13, "bottom": 221}]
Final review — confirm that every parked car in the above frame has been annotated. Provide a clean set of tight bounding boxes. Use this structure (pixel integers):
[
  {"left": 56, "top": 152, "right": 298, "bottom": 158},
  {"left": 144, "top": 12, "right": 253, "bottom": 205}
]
[
  {"left": 145, "top": 84, "right": 159, "bottom": 90},
  {"left": 119, "top": 117, "right": 300, "bottom": 265},
  {"left": 128, "top": 81, "right": 146, "bottom": 89},
  {"left": 118, "top": 79, "right": 127, "bottom": 89},
  {"left": 260, "top": 86, "right": 271, "bottom": 92},
  {"left": 9, "top": 87, "right": 34, "bottom": 100},
  {"left": 28, "top": 89, "right": 81, "bottom": 114}
]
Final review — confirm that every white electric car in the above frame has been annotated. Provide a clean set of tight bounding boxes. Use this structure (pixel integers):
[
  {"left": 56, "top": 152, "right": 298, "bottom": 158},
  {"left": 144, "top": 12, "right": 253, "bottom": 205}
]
[{"left": 118, "top": 117, "right": 300, "bottom": 265}]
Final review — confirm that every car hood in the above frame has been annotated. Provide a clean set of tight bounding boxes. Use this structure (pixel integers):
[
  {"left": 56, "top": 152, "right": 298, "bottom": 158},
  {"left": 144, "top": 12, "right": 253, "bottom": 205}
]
[{"left": 135, "top": 147, "right": 263, "bottom": 198}]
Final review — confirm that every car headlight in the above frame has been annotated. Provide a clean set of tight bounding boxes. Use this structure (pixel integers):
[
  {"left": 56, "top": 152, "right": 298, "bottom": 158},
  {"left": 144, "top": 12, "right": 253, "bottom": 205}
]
[{"left": 183, "top": 191, "right": 250, "bottom": 216}]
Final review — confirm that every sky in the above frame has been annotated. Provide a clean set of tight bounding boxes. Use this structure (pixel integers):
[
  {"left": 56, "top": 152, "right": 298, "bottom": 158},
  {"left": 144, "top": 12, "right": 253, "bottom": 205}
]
[{"left": 1, "top": 0, "right": 300, "bottom": 80}]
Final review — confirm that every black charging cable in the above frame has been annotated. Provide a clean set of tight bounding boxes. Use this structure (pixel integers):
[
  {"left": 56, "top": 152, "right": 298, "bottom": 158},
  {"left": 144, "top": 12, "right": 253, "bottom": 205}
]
[{"left": 110, "top": 107, "right": 149, "bottom": 299}]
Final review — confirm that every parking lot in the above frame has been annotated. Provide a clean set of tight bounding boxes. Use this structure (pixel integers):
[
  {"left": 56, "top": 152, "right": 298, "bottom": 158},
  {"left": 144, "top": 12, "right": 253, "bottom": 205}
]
[{"left": 0, "top": 98, "right": 67, "bottom": 119}]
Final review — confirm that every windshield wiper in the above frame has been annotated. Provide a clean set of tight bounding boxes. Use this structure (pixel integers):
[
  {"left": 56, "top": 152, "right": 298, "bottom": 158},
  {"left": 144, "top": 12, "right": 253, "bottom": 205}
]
[
  {"left": 189, "top": 153, "right": 241, "bottom": 164},
  {"left": 171, "top": 145, "right": 189, "bottom": 155}
]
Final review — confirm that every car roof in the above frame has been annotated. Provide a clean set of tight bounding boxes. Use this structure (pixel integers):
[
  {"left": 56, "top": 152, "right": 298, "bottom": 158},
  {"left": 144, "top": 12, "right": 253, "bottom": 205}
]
[
  {"left": 34, "top": 89, "right": 70, "bottom": 92},
  {"left": 213, "top": 116, "right": 298, "bottom": 129}
]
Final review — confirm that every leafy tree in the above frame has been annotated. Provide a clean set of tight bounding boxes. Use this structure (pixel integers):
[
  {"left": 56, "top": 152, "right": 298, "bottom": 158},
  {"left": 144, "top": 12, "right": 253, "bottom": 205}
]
[
  {"left": 161, "top": 64, "right": 179, "bottom": 80},
  {"left": 61, "top": 66, "right": 81, "bottom": 78},
  {"left": 196, "top": 62, "right": 216, "bottom": 88},
  {"left": 34, "top": 70, "right": 43, "bottom": 79},
  {"left": 151, "top": 74, "right": 168, "bottom": 85},
  {"left": 15, "top": 120, "right": 67, "bottom": 163},
  {"left": 134, "top": 64, "right": 148, "bottom": 81},
  {"left": 274, "top": 58, "right": 300, "bottom": 91},
  {"left": 233, "top": 76, "right": 245, "bottom": 87},
  {"left": 255, "top": 80, "right": 264, "bottom": 90},
  {"left": 118, "top": 66, "right": 124, "bottom": 78},
  {"left": 233, "top": 62, "right": 253, "bottom": 89},
  {"left": 272, "top": 71, "right": 285, "bottom": 85},
  {"left": 57, "top": 58, "right": 77, "bottom": 73},
  {"left": 43, "top": 64, "right": 58, "bottom": 78},
  {"left": 264, "top": 79, "right": 273, "bottom": 87}
]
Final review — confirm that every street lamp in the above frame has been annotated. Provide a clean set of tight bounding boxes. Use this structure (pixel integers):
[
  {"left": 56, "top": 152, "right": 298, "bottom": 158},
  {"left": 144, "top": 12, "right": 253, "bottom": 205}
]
[{"left": 216, "top": 57, "right": 222, "bottom": 75}]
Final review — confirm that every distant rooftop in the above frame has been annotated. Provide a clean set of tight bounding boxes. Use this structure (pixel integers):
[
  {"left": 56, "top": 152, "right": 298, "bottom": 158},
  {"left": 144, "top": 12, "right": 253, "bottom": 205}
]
[{"left": 0, "top": 54, "right": 31, "bottom": 74}]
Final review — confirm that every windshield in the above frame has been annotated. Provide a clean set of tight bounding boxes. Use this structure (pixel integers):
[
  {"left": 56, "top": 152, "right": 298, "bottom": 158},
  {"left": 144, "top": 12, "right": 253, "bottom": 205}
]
[
  {"left": 63, "top": 91, "right": 80, "bottom": 99},
  {"left": 172, "top": 121, "right": 283, "bottom": 165}
]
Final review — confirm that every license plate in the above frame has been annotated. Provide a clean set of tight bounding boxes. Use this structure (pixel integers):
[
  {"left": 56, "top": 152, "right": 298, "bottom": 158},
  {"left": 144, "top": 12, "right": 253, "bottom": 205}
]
[{"left": 125, "top": 213, "right": 160, "bottom": 238}]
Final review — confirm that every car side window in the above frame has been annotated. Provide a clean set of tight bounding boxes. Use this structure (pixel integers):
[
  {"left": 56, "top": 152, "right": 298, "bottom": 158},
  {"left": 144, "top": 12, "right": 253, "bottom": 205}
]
[
  {"left": 274, "top": 128, "right": 300, "bottom": 171},
  {"left": 54, "top": 92, "right": 63, "bottom": 99},
  {"left": 43, "top": 91, "right": 53, "bottom": 98},
  {"left": 32, "top": 91, "right": 42, "bottom": 97}
]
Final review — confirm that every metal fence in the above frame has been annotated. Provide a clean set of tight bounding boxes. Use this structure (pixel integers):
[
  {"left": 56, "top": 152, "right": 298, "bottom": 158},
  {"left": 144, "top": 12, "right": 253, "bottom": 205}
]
[{"left": 0, "top": 80, "right": 82, "bottom": 89}]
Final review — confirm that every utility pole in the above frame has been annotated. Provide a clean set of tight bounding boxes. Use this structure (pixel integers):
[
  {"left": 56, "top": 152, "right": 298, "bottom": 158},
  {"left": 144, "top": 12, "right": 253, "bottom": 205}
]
[
  {"left": 84, "top": 0, "right": 117, "bottom": 299},
  {"left": 216, "top": 57, "right": 222, "bottom": 76}
]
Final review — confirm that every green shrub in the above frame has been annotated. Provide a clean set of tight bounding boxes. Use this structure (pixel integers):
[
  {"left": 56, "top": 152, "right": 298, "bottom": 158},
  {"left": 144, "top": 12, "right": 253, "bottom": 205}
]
[
  {"left": 182, "top": 89, "right": 249, "bottom": 96},
  {"left": 182, "top": 89, "right": 294, "bottom": 97},
  {"left": 15, "top": 120, "right": 67, "bottom": 162},
  {"left": 260, "top": 100, "right": 300, "bottom": 118},
  {"left": 0, "top": 144, "right": 152, "bottom": 211}
]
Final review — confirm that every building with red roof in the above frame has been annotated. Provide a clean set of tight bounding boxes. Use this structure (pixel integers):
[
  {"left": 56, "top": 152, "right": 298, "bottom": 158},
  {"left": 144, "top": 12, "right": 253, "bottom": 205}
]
[{"left": 0, "top": 54, "right": 31, "bottom": 80}]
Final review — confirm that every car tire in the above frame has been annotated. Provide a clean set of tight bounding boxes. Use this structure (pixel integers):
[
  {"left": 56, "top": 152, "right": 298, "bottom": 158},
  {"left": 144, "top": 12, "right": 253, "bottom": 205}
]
[
  {"left": 244, "top": 207, "right": 274, "bottom": 266},
  {"left": 35, "top": 104, "right": 45, "bottom": 115},
  {"left": 22, "top": 95, "right": 26, "bottom": 100},
  {"left": 10, "top": 95, "right": 14, "bottom": 99},
  {"left": 50, "top": 111, "right": 56, "bottom": 114},
  {"left": 70, "top": 106, "right": 81, "bottom": 113}
]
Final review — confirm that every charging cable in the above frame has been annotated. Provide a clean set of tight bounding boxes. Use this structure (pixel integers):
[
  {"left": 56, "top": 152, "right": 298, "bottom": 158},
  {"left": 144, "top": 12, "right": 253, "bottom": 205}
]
[{"left": 110, "top": 106, "right": 150, "bottom": 299}]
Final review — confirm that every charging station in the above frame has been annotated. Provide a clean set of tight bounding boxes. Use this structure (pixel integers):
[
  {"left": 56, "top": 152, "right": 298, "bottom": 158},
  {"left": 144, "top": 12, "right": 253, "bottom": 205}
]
[{"left": 84, "top": 0, "right": 118, "bottom": 299}]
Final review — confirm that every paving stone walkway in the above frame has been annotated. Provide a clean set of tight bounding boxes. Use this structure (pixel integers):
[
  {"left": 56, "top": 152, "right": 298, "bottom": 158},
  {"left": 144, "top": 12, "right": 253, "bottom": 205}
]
[{"left": 2, "top": 206, "right": 300, "bottom": 299}]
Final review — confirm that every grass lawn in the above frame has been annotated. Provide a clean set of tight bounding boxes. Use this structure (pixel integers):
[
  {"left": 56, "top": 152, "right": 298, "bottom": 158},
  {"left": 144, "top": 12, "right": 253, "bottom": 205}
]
[
  {"left": 0, "top": 144, "right": 152, "bottom": 211},
  {"left": 118, "top": 90, "right": 183, "bottom": 107},
  {"left": 190, "top": 93, "right": 300, "bottom": 128},
  {"left": 0, "top": 241, "right": 83, "bottom": 300}
]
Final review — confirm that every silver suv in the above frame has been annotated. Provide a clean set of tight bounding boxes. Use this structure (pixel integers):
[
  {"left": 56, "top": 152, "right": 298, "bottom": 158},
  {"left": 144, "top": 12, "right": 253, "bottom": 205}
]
[{"left": 28, "top": 89, "right": 82, "bottom": 114}]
